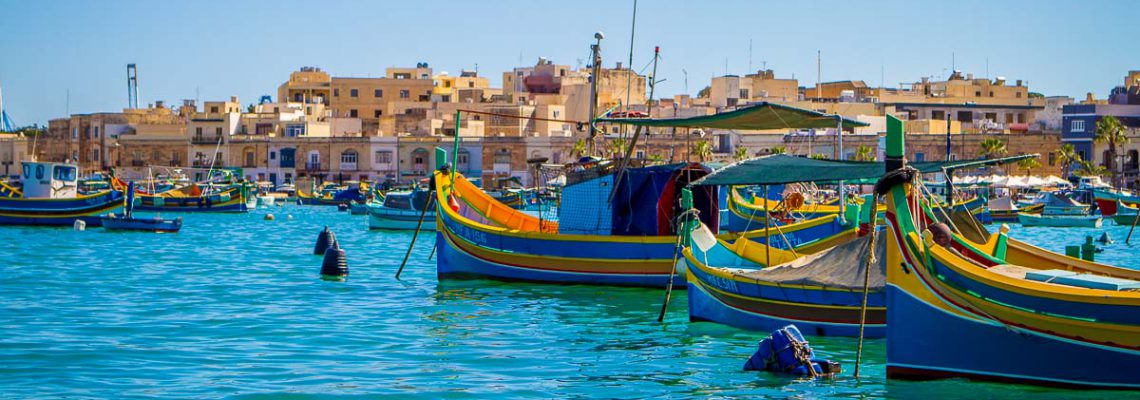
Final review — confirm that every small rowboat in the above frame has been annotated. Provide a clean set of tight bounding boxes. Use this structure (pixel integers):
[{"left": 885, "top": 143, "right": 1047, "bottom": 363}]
[
  {"left": 100, "top": 182, "right": 183, "bottom": 232},
  {"left": 100, "top": 214, "right": 183, "bottom": 232}
]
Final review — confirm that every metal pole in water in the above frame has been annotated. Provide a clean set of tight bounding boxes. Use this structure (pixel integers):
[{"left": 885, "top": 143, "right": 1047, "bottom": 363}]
[{"left": 764, "top": 185, "right": 771, "bottom": 267}]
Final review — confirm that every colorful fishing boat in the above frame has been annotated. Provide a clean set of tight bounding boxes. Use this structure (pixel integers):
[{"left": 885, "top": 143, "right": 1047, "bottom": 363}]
[
  {"left": 879, "top": 115, "right": 1140, "bottom": 389},
  {"left": 367, "top": 189, "right": 434, "bottom": 230},
  {"left": 987, "top": 196, "right": 1041, "bottom": 222},
  {"left": 1110, "top": 200, "right": 1140, "bottom": 226},
  {"left": 296, "top": 181, "right": 366, "bottom": 205},
  {"left": 1091, "top": 187, "right": 1140, "bottom": 216},
  {"left": 134, "top": 184, "right": 249, "bottom": 213},
  {"left": 683, "top": 218, "right": 883, "bottom": 337},
  {"left": 0, "top": 161, "right": 124, "bottom": 226},
  {"left": 1016, "top": 192, "right": 1100, "bottom": 227},
  {"left": 100, "top": 182, "right": 182, "bottom": 232},
  {"left": 435, "top": 162, "right": 720, "bottom": 287}
]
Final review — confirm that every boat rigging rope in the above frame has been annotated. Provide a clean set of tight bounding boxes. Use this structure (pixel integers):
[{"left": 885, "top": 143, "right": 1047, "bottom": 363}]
[{"left": 657, "top": 208, "right": 701, "bottom": 322}]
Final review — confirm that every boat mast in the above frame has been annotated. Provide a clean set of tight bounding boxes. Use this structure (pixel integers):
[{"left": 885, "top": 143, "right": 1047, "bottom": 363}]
[{"left": 587, "top": 32, "right": 604, "bottom": 156}]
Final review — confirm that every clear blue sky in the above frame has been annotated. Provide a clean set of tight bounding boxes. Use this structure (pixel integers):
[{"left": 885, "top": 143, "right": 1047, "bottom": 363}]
[{"left": 1, "top": 0, "right": 1136, "bottom": 126}]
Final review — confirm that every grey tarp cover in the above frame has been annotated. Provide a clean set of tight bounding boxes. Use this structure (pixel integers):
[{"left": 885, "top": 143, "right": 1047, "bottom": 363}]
[{"left": 735, "top": 234, "right": 886, "bottom": 290}]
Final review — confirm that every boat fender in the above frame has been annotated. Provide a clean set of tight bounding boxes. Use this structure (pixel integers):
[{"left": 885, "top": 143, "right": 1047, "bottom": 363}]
[
  {"left": 929, "top": 223, "right": 952, "bottom": 246},
  {"left": 448, "top": 194, "right": 460, "bottom": 212},
  {"left": 320, "top": 241, "right": 349, "bottom": 278},
  {"left": 73, "top": 220, "right": 86, "bottom": 231},
  {"left": 314, "top": 226, "right": 337, "bottom": 255}
]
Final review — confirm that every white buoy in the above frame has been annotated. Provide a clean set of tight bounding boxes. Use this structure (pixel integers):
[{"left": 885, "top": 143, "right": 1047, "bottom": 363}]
[
  {"left": 73, "top": 220, "right": 86, "bottom": 231},
  {"left": 287, "top": 215, "right": 294, "bottom": 220}
]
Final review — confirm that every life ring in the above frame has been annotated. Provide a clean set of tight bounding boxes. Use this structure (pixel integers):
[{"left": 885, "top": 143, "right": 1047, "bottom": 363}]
[{"left": 784, "top": 192, "right": 805, "bottom": 211}]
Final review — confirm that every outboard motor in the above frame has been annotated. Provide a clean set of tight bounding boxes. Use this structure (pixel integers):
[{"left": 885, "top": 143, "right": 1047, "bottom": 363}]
[{"left": 744, "top": 325, "right": 841, "bottom": 377}]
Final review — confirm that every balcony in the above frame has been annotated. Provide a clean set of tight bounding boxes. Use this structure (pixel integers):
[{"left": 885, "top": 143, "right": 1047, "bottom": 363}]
[
  {"left": 131, "top": 160, "right": 146, "bottom": 167},
  {"left": 340, "top": 162, "right": 357, "bottom": 171},
  {"left": 193, "top": 160, "right": 225, "bottom": 167},
  {"left": 192, "top": 135, "right": 224, "bottom": 144},
  {"left": 305, "top": 162, "right": 325, "bottom": 171}
]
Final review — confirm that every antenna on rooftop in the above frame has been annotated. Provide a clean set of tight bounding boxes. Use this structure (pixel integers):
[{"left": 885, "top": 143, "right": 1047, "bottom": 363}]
[{"left": 127, "top": 64, "right": 139, "bottom": 109}]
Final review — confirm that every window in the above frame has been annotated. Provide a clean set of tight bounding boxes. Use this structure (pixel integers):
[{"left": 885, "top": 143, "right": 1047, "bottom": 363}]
[
  {"left": 400, "top": 90, "right": 410, "bottom": 99},
  {"left": 211, "top": 106, "right": 219, "bottom": 113},
  {"left": 196, "top": 127, "right": 203, "bottom": 135},
  {"left": 1072, "top": 120, "right": 1085, "bottom": 132},
  {"left": 374, "top": 89, "right": 382, "bottom": 97},
  {"left": 494, "top": 149, "right": 511, "bottom": 164},
  {"left": 1016, "top": 92, "right": 1022, "bottom": 98},
  {"left": 94, "top": 127, "right": 100, "bottom": 138},
  {"left": 975, "top": 91, "right": 981, "bottom": 97},
  {"left": 350, "top": 89, "right": 358, "bottom": 97},
  {"left": 1048, "top": 152, "right": 1056, "bottom": 166},
  {"left": 468, "top": 81, "right": 475, "bottom": 88},
  {"left": 341, "top": 150, "right": 358, "bottom": 164},
  {"left": 989, "top": 91, "right": 994, "bottom": 97},
  {"left": 285, "top": 124, "right": 306, "bottom": 137},
  {"left": 93, "top": 149, "right": 100, "bottom": 161},
  {"left": 53, "top": 165, "right": 76, "bottom": 181},
  {"left": 373, "top": 110, "right": 382, "bottom": 118},
  {"left": 553, "top": 110, "right": 560, "bottom": 119},
  {"left": 376, "top": 150, "right": 393, "bottom": 163},
  {"left": 333, "top": 89, "right": 339, "bottom": 97},
  {"left": 740, "top": 89, "right": 749, "bottom": 99},
  {"left": 348, "top": 109, "right": 358, "bottom": 118},
  {"left": 215, "top": 127, "right": 222, "bottom": 136},
  {"left": 914, "top": 152, "right": 925, "bottom": 162},
  {"left": 255, "top": 123, "right": 273, "bottom": 135},
  {"left": 73, "top": 127, "right": 78, "bottom": 139},
  {"left": 270, "top": 151, "right": 276, "bottom": 160},
  {"left": 457, "top": 152, "right": 469, "bottom": 165}
]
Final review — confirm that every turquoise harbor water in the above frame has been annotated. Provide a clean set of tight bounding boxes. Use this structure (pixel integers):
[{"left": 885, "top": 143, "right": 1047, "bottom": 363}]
[{"left": 0, "top": 206, "right": 1135, "bottom": 399}]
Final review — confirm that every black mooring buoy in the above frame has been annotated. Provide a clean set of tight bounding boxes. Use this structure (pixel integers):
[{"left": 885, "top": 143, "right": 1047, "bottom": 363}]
[
  {"left": 320, "top": 241, "right": 349, "bottom": 277},
  {"left": 1098, "top": 232, "right": 1113, "bottom": 245},
  {"left": 314, "top": 226, "right": 337, "bottom": 255},
  {"left": 337, "top": 203, "right": 349, "bottom": 212}
]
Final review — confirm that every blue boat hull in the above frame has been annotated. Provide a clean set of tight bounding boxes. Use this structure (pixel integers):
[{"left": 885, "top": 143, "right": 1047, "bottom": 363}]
[
  {"left": 887, "top": 284, "right": 1140, "bottom": 388},
  {"left": 437, "top": 229, "right": 681, "bottom": 287},
  {"left": 0, "top": 191, "right": 124, "bottom": 226},
  {"left": 686, "top": 254, "right": 886, "bottom": 338}
]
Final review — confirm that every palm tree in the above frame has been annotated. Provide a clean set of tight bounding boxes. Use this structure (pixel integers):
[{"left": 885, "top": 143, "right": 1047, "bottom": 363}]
[
  {"left": 978, "top": 138, "right": 1008, "bottom": 159},
  {"left": 1057, "top": 143, "right": 1080, "bottom": 179},
  {"left": 1094, "top": 115, "right": 1129, "bottom": 188},
  {"left": 854, "top": 145, "right": 875, "bottom": 161},
  {"left": 733, "top": 146, "right": 750, "bottom": 161},
  {"left": 770, "top": 145, "right": 787, "bottom": 155},
  {"left": 570, "top": 138, "right": 587, "bottom": 158},
  {"left": 1016, "top": 157, "right": 1041, "bottom": 176},
  {"left": 608, "top": 138, "right": 628, "bottom": 158},
  {"left": 692, "top": 140, "right": 713, "bottom": 162},
  {"left": 1074, "top": 159, "right": 1110, "bottom": 177}
]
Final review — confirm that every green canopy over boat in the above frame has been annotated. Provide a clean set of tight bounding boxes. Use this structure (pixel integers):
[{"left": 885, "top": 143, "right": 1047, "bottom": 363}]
[
  {"left": 596, "top": 101, "right": 869, "bottom": 130},
  {"left": 690, "top": 154, "right": 1037, "bottom": 186}
]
